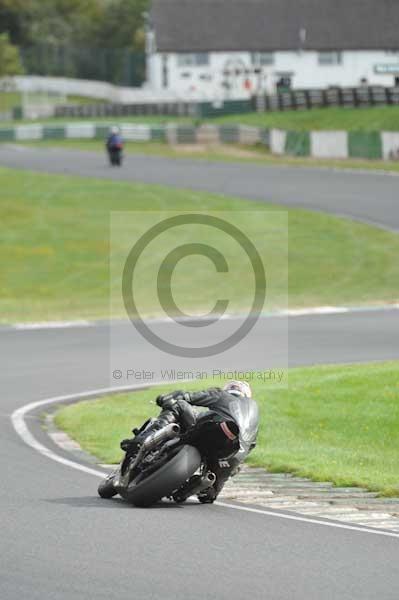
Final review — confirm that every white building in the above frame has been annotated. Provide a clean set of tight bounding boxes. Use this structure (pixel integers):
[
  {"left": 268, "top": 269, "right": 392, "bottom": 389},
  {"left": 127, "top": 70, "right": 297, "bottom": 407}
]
[{"left": 147, "top": 0, "right": 399, "bottom": 99}]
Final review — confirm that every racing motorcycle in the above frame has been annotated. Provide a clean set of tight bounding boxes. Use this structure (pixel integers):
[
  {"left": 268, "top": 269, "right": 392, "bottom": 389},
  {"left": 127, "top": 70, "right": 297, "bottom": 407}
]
[
  {"left": 107, "top": 144, "right": 123, "bottom": 166},
  {"left": 97, "top": 414, "right": 218, "bottom": 507}
]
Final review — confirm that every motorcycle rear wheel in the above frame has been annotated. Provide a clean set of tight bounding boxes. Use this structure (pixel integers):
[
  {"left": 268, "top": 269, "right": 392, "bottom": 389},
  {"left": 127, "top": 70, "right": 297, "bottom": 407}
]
[{"left": 126, "top": 445, "right": 201, "bottom": 507}]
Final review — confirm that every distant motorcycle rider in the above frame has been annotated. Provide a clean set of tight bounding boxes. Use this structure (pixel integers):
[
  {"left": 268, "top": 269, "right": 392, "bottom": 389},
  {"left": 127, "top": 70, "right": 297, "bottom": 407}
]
[
  {"left": 106, "top": 126, "right": 123, "bottom": 166},
  {"left": 123, "top": 381, "right": 259, "bottom": 503}
]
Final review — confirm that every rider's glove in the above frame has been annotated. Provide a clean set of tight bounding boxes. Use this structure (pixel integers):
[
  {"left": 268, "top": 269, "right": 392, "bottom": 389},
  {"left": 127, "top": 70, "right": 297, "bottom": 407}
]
[
  {"left": 156, "top": 392, "right": 174, "bottom": 407},
  {"left": 156, "top": 390, "right": 190, "bottom": 407},
  {"left": 161, "top": 397, "right": 179, "bottom": 412}
]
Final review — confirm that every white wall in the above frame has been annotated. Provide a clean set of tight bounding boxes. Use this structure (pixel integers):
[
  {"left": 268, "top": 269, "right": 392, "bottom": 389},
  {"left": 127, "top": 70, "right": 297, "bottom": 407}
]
[
  {"left": 6, "top": 75, "right": 182, "bottom": 103},
  {"left": 148, "top": 49, "right": 399, "bottom": 98},
  {"left": 149, "top": 52, "right": 258, "bottom": 99},
  {"left": 278, "top": 50, "right": 399, "bottom": 89}
]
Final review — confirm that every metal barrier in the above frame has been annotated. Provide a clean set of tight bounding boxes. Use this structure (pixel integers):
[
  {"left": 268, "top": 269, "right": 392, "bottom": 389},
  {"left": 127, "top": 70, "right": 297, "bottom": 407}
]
[
  {"left": 3, "top": 121, "right": 398, "bottom": 161},
  {"left": 54, "top": 99, "right": 253, "bottom": 120},
  {"left": 0, "top": 122, "right": 269, "bottom": 148},
  {"left": 256, "top": 86, "right": 399, "bottom": 112}
]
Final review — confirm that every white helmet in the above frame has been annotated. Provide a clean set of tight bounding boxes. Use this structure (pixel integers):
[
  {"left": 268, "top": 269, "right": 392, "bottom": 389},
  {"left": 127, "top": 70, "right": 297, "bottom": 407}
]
[
  {"left": 110, "top": 126, "right": 120, "bottom": 134},
  {"left": 223, "top": 380, "right": 252, "bottom": 398}
]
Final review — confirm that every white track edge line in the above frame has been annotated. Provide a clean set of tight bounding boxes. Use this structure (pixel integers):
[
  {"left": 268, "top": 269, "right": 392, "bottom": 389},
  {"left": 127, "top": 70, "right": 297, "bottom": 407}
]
[
  {"left": 8, "top": 303, "right": 399, "bottom": 330},
  {"left": 215, "top": 502, "right": 399, "bottom": 539},
  {"left": 13, "top": 320, "right": 93, "bottom": 330},
  {"left": 10, "top": 384, "right": 399, "bottom": 540}
]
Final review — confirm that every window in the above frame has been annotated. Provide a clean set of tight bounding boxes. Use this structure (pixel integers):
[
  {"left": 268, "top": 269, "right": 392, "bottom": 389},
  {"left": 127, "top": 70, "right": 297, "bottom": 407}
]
[
  {"left": 318, "top": 52, "right": 342, "bottom": 66},
  {"left": 177, "top": 53, "right": 210, "bottom": 67},
  {"left": 251, "top": 52, "right": 274, "bottom": 66}
]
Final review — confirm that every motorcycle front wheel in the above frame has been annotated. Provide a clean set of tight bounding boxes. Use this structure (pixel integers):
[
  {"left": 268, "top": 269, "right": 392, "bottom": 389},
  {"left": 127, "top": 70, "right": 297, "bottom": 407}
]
[{"left": 126, "top": 445, "right": 201, "bottom": 508}]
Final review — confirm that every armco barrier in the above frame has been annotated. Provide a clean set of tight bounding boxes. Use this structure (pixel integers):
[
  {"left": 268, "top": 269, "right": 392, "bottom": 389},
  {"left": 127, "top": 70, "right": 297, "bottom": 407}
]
[
  {"left": 270, "top": 128, "right": 399, "bottom": 160},
  {"left": 382, "top": 132, "right": 399, "bottom": 160},
  {"left": 0, "top": 123, "right": 269, "bottom": 148},
  {"left": 270, "top": 129, "right": 287, "bottom": 155},
  {"left": 285, "top": 131, "right": 310, "bottom": 157},
  {"left": 1, "top": 123, "right": 399, "bottom": 161},
  {"left": 0, "top": 128, "right": 15, "bottom": 141},
  {"left": 52, "top": 99, "right": 252, "bottom": 120},
  {"left": 256, "top": 86, "right": 399, "bottom": 113},
  {"left": 219, "top": 125, "right": 240, "bottom": 144},
  {"left": 348, "top": 132, "right": 383, "bottom": 160},
  {"left": 310, "top": 131, "right": 348, "bottom": 159}
]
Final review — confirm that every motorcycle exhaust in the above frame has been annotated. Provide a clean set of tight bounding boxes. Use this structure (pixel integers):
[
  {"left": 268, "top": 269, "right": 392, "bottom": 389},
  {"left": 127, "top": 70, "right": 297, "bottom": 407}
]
[
  {"left": 142, "top": 423, "right": 180, "bottom": 453},
  {"left": 193, "top": 472, "right": 216, "bottom": 495}
]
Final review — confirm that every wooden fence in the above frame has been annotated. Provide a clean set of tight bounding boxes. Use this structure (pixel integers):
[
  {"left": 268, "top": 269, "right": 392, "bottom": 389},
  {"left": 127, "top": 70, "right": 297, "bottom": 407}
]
[
  {"left": 53, "top": 99, "right": 254, "bottom": 119},
  {"left": 255, "top": 86, "right": 399, "bottom": 112}
]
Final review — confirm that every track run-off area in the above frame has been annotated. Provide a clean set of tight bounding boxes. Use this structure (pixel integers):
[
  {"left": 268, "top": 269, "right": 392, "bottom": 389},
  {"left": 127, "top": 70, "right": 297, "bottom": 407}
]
[{"left": 1, "top": 145, "right": 398, "bottom": 600}]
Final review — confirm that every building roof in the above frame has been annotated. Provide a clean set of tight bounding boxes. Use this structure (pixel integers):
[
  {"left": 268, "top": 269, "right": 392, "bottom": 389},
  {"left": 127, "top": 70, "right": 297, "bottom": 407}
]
[{"left": 150, "top": 0, "right": 399, "bottom": 52}]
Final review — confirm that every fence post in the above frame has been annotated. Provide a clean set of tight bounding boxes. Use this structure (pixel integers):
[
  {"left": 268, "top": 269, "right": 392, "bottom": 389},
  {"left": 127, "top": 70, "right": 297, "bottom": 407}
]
[{"left": 368, "top": 86, "right": 374, "bottom": 106}]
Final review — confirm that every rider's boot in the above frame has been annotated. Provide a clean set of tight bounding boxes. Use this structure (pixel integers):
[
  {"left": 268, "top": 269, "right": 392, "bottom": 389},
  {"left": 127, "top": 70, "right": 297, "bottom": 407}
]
[{"left": 120, "top": 409, "right": 178, "bottom": 453}]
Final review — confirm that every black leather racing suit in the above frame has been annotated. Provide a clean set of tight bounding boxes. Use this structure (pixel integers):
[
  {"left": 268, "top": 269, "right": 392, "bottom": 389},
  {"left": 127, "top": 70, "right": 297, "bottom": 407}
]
[{"left": 158, "top": 387, "right": 260, "bottom": 500}]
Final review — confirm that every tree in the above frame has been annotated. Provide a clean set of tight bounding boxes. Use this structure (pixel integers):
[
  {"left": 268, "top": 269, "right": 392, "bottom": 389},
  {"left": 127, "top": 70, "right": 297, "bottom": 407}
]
[
  {"left": 0, "top": 0, "right": 34, "bottom": 45},
  {"left": 25, "top": 0, "right": 103, "bottom": 46},
  {"left": 95, "top": 0, "right": 148, "bottom": 50},
  {"left": 0, "top": 32, "right": 24, "bottom": 76},
  {"left": 0, "top": 0, "right": 149, "bottom": 83},
  {"left": 0, "top": 0, "right": 149, "bottom": 50}
]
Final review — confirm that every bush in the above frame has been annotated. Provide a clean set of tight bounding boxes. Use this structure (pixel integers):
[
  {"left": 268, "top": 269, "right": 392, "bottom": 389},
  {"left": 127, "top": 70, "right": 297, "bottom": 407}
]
[{"left": 0, "top": 32, "right": 24, "bottom": 76}]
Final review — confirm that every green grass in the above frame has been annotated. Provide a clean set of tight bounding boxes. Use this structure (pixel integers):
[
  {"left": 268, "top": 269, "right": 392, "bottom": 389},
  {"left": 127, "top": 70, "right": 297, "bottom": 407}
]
[
  {"left": 14, "top": 137, "right": 399, "bottom": 174},
  {"left": 7, "top": 104, "right": 399, "bottom": 131},
  {"left": 10, "top": 114, "right": 192, "bottom": 126},
  {"left": 66, "top": 96, "right": 110, "bottom": 105},
  {"left": 213, "top": 106, "right": 399, "bottom": 131},
  {"left": 0, "top": 92, "right": 108, "bottom": 115},
  {"left": 0, "top": 92, "right": 22, "bottom": 112},
  {"left": 54, "top": 361, "right": 399, "bottom": 496},
  {"left": 1, "top": 166, "right": 399, "bottom": 323}
]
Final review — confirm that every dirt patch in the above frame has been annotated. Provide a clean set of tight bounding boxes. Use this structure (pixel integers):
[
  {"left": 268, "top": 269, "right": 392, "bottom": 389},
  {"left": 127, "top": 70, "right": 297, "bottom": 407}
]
[{"left": 170, "top": 143, "right": 266, "bottom": 158}]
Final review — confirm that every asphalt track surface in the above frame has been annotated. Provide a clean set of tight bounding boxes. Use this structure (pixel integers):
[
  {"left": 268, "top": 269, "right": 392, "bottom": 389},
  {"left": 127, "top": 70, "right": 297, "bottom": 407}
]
[
  {"left": 1, "top": 146, "right": 399, "bottom": 599},
  {"left": 1, "top": 144, "right": 399, "bottom": 232}
]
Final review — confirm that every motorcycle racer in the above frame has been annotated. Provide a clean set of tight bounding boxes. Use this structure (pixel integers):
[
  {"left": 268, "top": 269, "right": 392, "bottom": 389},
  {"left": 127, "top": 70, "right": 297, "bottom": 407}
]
[{"left": 123, "top": 381, "right": 259, "bottom": 504}]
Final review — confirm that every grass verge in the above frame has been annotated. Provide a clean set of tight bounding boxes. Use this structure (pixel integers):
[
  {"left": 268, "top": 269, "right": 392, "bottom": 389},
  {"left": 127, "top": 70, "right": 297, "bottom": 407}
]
[
  {"left": 1, "top": 166, "right": 399, "bottom": 322},
  {"left": 54, "top": 361, "right": 399, "bottom": 496},
  {"left": 9, "top": 104, "right": 399, "bottom": 130},
  {"left": 9, "top": 114, "right": 192, "bottom": 126},
  {"left": 0, "top": 92, "right": 106, "bottom": 113},
  {"left": 213, "top": 105, "right": 399, "bottom": 131}
]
